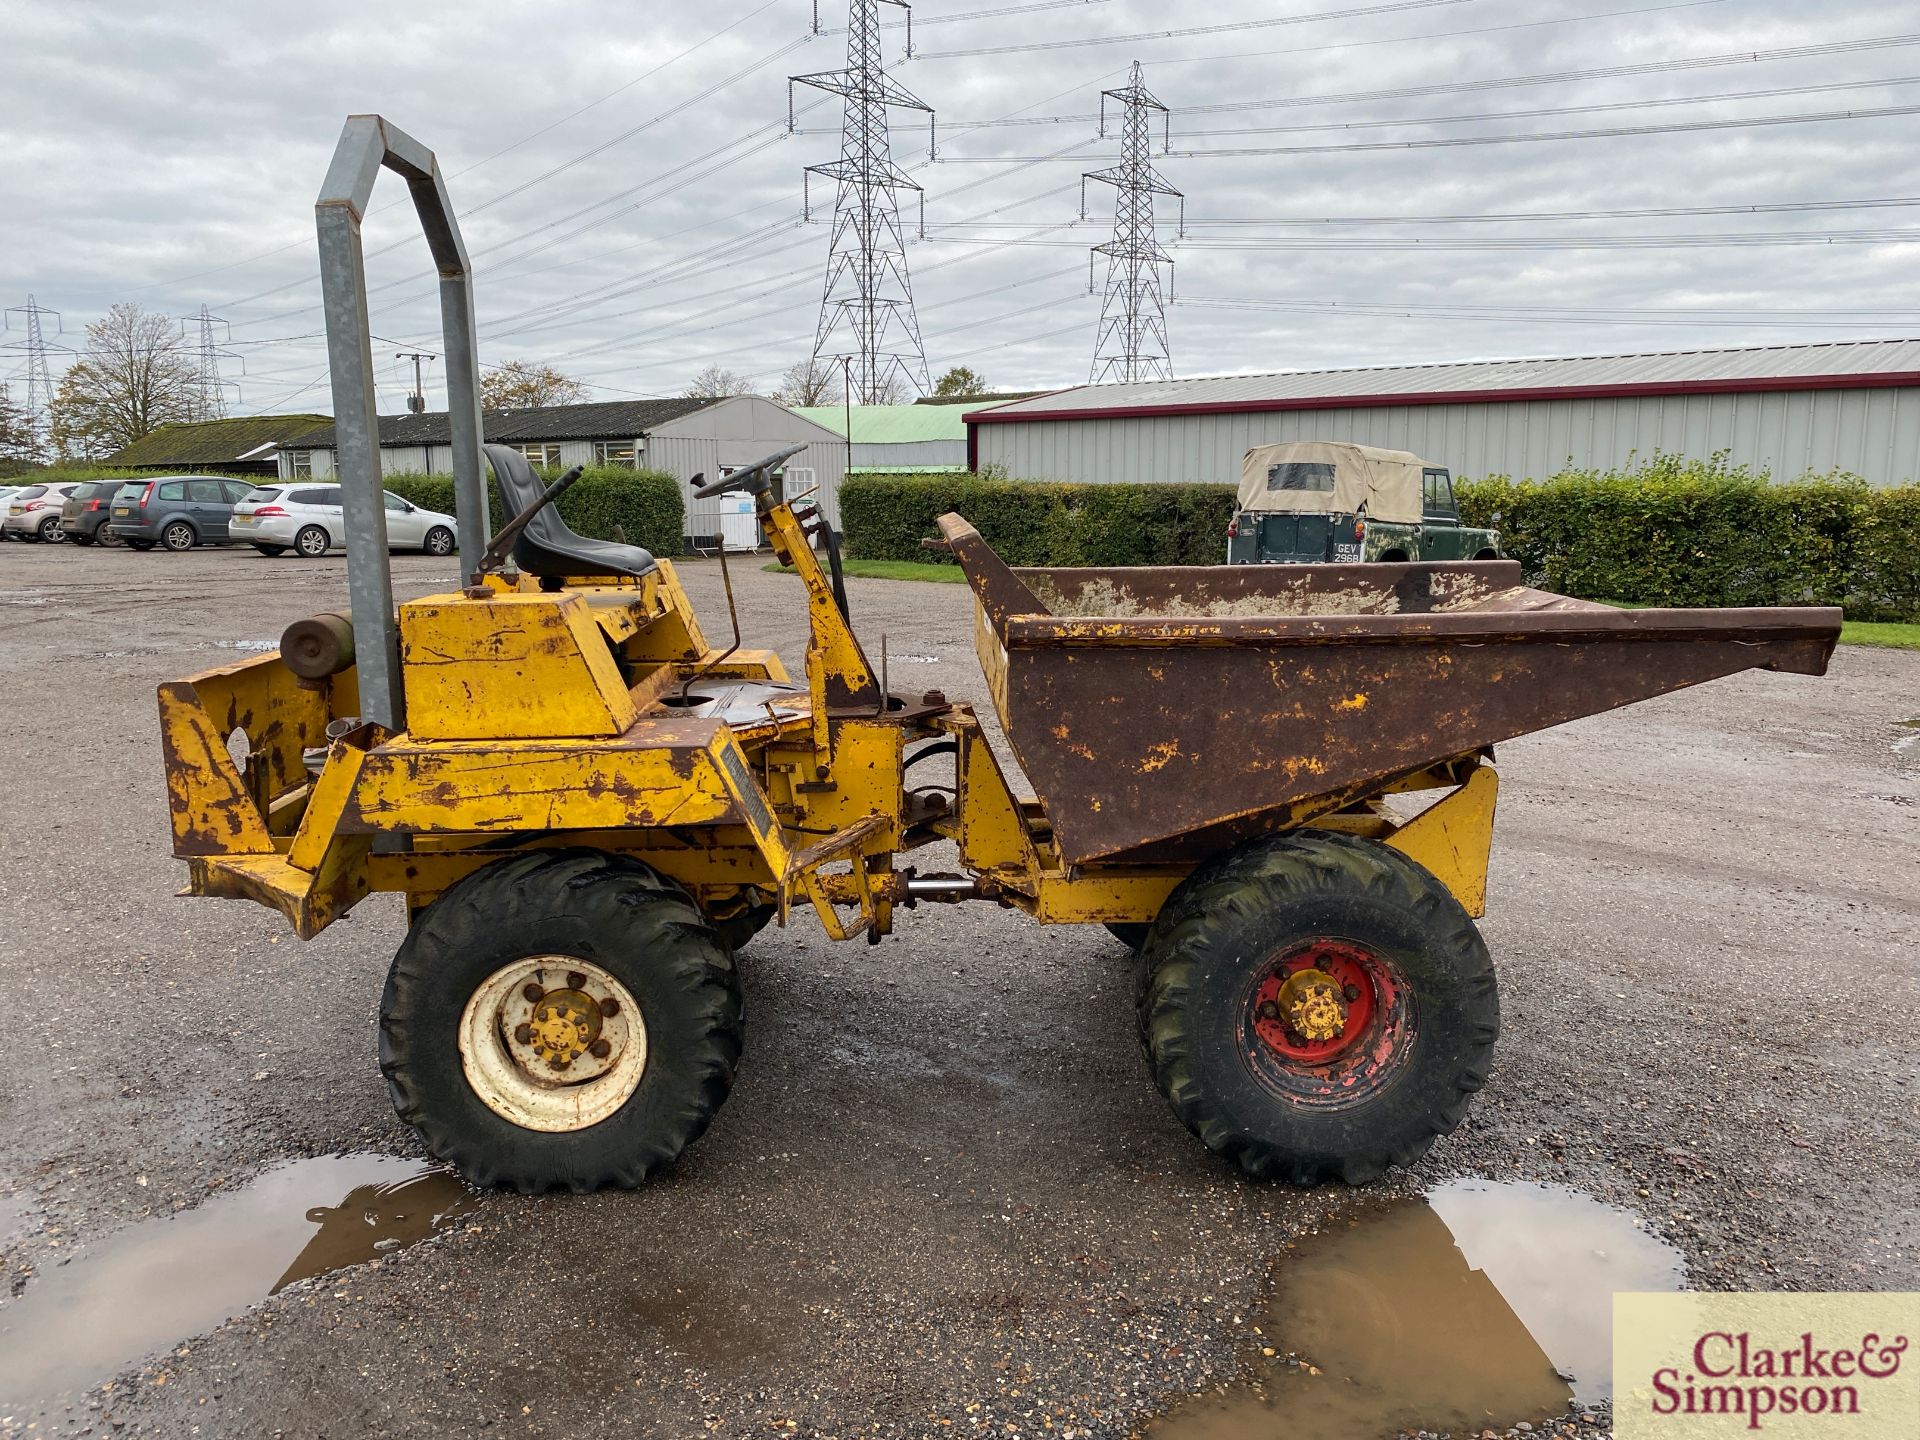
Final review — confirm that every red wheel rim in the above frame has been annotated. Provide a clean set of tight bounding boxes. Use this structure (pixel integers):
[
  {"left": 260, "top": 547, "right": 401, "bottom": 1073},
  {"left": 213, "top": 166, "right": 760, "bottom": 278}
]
[
  {"left": 1249, "top": 938, "right": 1392, "bottom": 1064},
  {"left": 1249, "top": 939, "right": 1388, "bottom": 1064},
  {"left": 1237, "top": 937, "right": 1415, "bottom": 1109}
]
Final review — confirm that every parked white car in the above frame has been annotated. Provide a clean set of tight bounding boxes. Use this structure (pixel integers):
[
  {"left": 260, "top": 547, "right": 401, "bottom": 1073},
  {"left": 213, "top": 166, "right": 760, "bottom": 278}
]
[
  {"left": 231, "top": 484, "right": 458, "bottom": 559},
  {"left": 2, "top": 482, "right": 81, "bottom": 542}
]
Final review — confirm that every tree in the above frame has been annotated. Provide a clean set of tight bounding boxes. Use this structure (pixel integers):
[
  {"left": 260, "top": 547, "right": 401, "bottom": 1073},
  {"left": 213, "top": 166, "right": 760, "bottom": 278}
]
[
  {"left": 0, "top": 384, "right": 38, "bottom": 470},
  {"left": 44, "top": 302, "right": 198, "bottom": 459},
  {"left": 480, "top": 359, "right": 586, "bottom": 410},
  {"left": 684, "top": 364, "right": 753, "bottom": 400},
  {"left": 932, "top": 365, "right": 990, "bottom": 400},
  {"left": 771, "top": 357, "right": 842, "bottom": 407}
]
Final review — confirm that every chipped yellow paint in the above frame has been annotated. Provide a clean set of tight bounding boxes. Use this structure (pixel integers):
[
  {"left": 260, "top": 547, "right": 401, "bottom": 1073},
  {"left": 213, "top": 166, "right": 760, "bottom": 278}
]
[
  {"left": 340, "top": 731, "right": 740, "bottom": 835},
  {"left": 1334, "top": 692, "right": 1369, "bottom": 711},
  {"left": 400, "top": 592, "right": 639, "bottom": 741},
  {"left": 1137, "top": 739, "right": 1181, "bottom": 773}
]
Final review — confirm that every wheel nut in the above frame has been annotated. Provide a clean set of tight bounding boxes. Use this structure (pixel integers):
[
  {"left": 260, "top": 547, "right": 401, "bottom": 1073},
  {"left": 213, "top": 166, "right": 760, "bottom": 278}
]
[
  {"left": 514, "top": 1024, "right": 532, "bottom": 1045},
  {"left": 599, "top": 997, "right": 620, "bottom": 1018},
  {"left": 551, "top": 1055, "right": 571, "bottom": 1071},
  {"left": 566, "top": 971, "right": 588, "bottom": 990},
  {"left": 589, "top": 1039, "right": 612, "bottom": 1059},
  {"left": 1343, "top": 984, "right": 1361, "bottom": 1003},
  {"left": 1256, "top": 999, "right": 1280, "bottom": 1021},
  {"left": 522, "top": 983, "right": 543, "bottom": 1003}
]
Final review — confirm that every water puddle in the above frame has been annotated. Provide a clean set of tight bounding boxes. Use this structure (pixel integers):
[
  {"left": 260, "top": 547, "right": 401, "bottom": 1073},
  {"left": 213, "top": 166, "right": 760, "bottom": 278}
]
[
  {"left": 1147, "top": 1179, "right": 1684, "bottom": 1439},
  {"left": 0, "top": 1154, "right": 473, "bottom": 1412}
]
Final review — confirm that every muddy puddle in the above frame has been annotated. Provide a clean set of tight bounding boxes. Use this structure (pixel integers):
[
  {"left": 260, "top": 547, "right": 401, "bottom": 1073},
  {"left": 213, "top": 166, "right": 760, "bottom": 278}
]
[
  {"left": 0, "top": 1154, "right": 473, "bottom": 1412},
  {"left": 1147, "top": 1179, "right": 1684, "bottom": 1439}
]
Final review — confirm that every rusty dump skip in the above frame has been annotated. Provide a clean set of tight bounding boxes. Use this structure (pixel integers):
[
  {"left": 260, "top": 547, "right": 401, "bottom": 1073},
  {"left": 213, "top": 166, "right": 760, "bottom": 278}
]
[{"left": 937, "top": 513, "right": 1842, "bottom": 867}]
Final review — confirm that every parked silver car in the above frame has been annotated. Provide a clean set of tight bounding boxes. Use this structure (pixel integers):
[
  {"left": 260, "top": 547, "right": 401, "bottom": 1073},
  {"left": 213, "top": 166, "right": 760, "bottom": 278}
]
[
  {"left": 231, "top": 484, "right": 458, "bottom": 558},
  {"left": 2, "top": 482, "right": 81, "bottom": 542}
]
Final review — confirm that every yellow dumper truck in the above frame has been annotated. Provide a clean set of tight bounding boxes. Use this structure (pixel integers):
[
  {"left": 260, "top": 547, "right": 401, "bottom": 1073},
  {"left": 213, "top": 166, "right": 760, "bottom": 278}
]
[{"left": 157, "top": 118, "right": 1842, "bottom": 1192}]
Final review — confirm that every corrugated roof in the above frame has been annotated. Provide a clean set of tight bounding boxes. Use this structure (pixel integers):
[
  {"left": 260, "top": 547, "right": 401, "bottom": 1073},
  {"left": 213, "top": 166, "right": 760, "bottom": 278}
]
[
  {"left": 291, "top": 397, "right": 721, "bottom": 450},
  {"left": 105, "top": 414, "right": 333, "bottom": 467},
  {"left": 968, "top": 338, "right": 1920, "bottom": 421},
  {"left": 792, "top": 403, "right": 976, "bottom": 443}
]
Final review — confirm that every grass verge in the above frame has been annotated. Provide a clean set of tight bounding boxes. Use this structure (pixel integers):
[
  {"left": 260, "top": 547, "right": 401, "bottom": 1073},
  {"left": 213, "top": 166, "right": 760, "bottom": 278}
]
[
  {"left": 1839, "top": 621, "right": 1920, "bottom": 651},
  {"left": 763, "top": 558, "right": 965, "bottom": 583}
]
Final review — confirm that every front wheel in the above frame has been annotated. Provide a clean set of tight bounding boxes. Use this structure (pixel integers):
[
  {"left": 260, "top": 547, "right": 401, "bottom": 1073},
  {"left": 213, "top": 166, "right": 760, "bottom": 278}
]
[
  {"left": 422, "top": 525, "right": 455, "bottom": 557},
  {"left": 1139, "top": 830, "right": 1498, "bottom": 1186},
  {"left": 379, "top": 849, "right": 743, "bottom": 1192}
]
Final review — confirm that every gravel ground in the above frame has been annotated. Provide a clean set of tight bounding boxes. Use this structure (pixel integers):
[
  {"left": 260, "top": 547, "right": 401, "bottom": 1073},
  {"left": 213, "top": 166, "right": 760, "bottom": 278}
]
[{"left": 0, "top": 540, "right": 1913, "bottom": 1439}]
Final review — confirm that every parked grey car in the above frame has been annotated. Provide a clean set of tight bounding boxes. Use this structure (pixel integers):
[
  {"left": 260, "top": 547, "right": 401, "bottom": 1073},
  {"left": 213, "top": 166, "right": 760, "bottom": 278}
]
[
  {"left": 107, "top": 475, "right": 256, "bottom": 551},
  {"left": 59, "top": 480, "right": 132, "bottom": 545}
]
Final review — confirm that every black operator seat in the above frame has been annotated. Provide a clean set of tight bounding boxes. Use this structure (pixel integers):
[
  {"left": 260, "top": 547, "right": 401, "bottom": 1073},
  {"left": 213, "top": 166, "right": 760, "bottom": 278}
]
[{"left": 482, "top": 443, "right": 657, "bottom": 581}]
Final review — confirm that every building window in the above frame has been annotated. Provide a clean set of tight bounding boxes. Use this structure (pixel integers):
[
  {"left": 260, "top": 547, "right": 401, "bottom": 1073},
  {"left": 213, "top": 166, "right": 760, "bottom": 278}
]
[
  {"left": 289, "top": 450, "right": 314, "bottom": 478},
  {"left": 593, "top": 440, "right": 639, "bottom": 468},
  {"left": 511, "top": 442, "right": 565, "bottom": 468}
]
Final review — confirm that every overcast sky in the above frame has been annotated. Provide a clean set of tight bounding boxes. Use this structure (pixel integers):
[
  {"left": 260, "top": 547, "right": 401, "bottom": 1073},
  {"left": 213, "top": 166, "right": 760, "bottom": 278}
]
[{"left": 4, "top": 0, "right": 1919, "bottom": 416}]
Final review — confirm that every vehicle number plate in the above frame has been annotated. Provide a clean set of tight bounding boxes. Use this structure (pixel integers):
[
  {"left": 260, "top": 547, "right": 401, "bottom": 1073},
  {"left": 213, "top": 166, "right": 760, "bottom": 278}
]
[
  {"left": 233, "top": 515, "right": 252, "bottom": 525},
  {"left": 113, "top": 507, "right": 130, "bottom": 516},
  {"left": 1333, "top": 542, "right": 1362, "bottom": 562}
]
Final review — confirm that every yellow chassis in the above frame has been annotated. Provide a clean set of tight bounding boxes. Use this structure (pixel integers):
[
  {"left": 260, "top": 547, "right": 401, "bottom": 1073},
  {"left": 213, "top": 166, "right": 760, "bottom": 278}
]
[{"left": 159, "top": 495, "right": 1497, "bottom": 943}]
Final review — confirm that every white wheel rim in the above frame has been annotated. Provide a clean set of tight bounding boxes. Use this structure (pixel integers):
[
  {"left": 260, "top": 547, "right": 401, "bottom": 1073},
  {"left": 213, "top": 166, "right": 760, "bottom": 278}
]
[{"left": 458, "top": 955, "right": 647, "bottom": 1132}]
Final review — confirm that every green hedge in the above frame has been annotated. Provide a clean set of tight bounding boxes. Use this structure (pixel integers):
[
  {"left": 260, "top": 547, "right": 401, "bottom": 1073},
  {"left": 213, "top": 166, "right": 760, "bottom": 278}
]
[
  {"left": 1458, "top": 453, "right": 1920, "bottom": 622},
  {"left": 382, "top": 466, "right": 684, "bottom": 557},
  {"left": 841, "top": 469, "right": 1235, "bottom": 567},
  {"left": 843, "top": 456, "right": 1919, "bottom": 621}
]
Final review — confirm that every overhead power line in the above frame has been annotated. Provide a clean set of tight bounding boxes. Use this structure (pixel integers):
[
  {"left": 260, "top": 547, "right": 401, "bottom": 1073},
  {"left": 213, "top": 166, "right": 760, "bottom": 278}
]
[
  {"left": 940, "top": 100, "right": 1920, "bottom": 162},
  {"left": 913, "top": 0, "right": 1479, "bottom": 59}
]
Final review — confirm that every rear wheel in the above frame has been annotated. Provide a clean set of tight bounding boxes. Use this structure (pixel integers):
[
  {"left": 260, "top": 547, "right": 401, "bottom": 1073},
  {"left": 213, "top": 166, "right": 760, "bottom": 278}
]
[
  {"left": 253, "top": 543, "right": 287, "bottom": 556},
  {"left": 423, "top": 525, "right": 455, "bottom": 557},
  {"left": 37, "top": 517, "right": 63, "bottom": 542},
  {"left": 379, "top": 849, "right": 743, "bottom": 1192},
  {"left": 1139, "top": 829, "right": 1498, "bottom": 1185},
  {"left": 294, "top": 525, "right": 330, "bottom": 558},
  {"left": 161, "top": 520, "right": 195, "bottom": 552}
]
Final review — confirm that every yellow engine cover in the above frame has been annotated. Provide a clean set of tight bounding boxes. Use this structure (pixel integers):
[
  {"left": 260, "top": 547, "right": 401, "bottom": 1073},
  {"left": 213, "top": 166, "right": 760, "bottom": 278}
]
[{"left": 398, "top": 592, "right": 638, "bottom": 740}]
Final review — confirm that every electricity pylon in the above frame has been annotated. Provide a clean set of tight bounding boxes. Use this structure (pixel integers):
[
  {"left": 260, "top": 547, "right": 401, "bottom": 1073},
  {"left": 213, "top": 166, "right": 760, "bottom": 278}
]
[{"left": 1083, "top": 62, "right": 1182, "bottom": 385}]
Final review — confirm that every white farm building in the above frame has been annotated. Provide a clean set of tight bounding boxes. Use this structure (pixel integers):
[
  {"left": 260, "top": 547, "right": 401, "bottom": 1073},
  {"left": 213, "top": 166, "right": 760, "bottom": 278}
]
[{"left": 965, "top": 339, "right": 1920, "bottom": 488}]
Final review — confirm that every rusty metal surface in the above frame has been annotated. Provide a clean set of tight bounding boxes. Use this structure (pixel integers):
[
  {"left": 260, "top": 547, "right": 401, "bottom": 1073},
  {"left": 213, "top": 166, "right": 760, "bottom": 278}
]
[{"left": 938, "top": 513, "right": 1843, "bottom": 867}]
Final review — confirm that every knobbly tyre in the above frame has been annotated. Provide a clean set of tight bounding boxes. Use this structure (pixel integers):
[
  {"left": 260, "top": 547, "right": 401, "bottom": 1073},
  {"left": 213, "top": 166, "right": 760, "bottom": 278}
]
[{"left": 157, "top": 116, "right": 1844, "bottom": 1192}]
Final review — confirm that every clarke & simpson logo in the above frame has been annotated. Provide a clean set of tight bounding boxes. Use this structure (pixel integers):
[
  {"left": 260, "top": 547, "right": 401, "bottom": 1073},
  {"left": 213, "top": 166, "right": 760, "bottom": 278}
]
[{"left": 1615, "top": 1293, "right": 1919, "bottom": 1439}]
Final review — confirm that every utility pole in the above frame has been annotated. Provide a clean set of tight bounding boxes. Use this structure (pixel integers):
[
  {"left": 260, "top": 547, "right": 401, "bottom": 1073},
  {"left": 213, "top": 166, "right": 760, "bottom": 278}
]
[
  {"left": 2, "top": 295, "right": 67, "bottom": 459},
  {"left": 186, "top": 305, "right": 239, "bottom": 420},
  {"left": 395, "top": 351, "right": 435, "bottom": 414},
  {"left": 791, "top": 0, "right": 935, "bottom": 404},
  {"left": 1083, "top": 62, "right": 1182, "bottom": 385}
]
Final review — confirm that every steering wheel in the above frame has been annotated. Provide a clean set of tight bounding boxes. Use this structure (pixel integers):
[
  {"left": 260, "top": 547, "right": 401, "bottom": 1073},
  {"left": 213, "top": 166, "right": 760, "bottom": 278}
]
[{"left": 693, "top": 443, "right": 807, "bottom": 500}]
